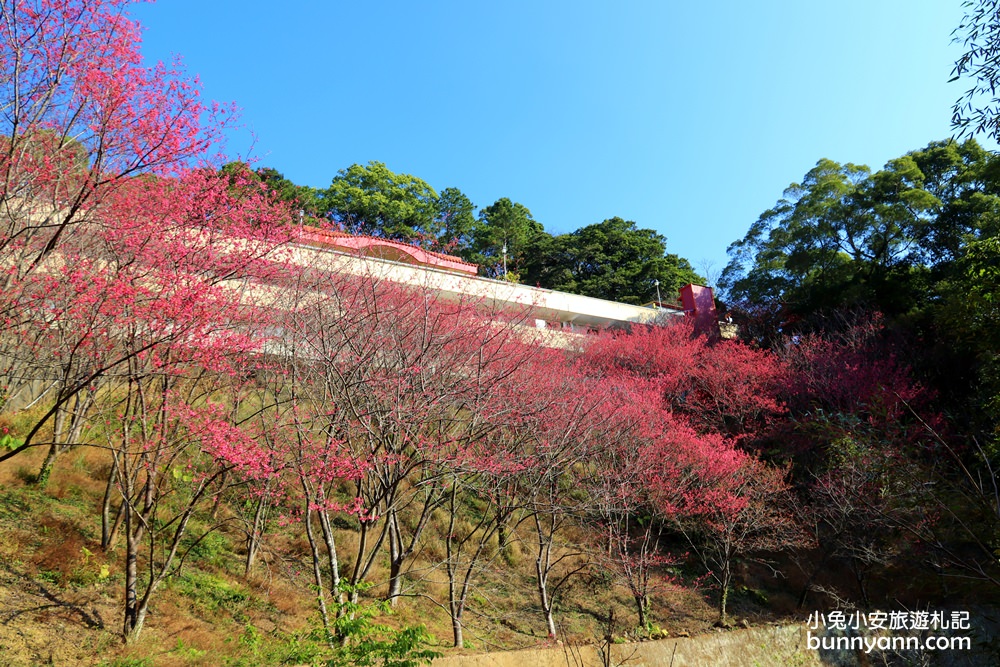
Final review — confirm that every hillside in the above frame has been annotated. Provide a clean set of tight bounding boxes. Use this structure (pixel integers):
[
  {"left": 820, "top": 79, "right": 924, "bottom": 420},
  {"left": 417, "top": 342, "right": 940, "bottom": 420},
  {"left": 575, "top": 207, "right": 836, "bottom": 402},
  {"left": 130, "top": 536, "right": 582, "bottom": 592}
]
[{"left": 0, "top": 444, "right": 762, "bottom": 666}]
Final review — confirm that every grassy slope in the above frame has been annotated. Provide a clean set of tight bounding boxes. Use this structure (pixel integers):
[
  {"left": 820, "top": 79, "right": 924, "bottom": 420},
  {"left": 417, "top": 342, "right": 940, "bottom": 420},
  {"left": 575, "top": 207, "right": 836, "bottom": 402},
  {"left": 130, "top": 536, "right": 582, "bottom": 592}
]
[{"left": 0, "top": 443, "right": 780, "bottom": 666}]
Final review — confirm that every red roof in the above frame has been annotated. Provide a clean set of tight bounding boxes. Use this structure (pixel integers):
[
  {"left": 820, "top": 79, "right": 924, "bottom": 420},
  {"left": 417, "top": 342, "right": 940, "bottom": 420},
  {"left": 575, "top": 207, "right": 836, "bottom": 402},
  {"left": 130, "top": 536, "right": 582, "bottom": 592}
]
[{"left": 296, "top": 227, "right": 478, "bottom": 276}]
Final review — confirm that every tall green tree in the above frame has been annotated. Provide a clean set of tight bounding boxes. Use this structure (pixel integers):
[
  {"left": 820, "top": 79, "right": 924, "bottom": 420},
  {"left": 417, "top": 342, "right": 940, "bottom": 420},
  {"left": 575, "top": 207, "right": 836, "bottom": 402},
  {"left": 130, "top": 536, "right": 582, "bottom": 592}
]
[
  {"left": 937, "top": 235, "right": 1000, "bottom": 446},
  {"left": 721, "top": 137, "right": 1000, "bottom": 447},
  {"left": 319, "top": 162, "right": 439, "bottom": 243},
  {"left": 435, "top": 187, "right": 481, "bottom": 258},
  {"left": 471, "top": 197, "right": 548, "bottom": 279},
  {"left": 256, "top": 167, "right": 322, "bottom": 218},
  {"left": 218, "top": 162, "right": 321, "bottom": 221},
  {"left": 533, "top": 217, "right": 701, "bottom": 305},
  {"left": 720, "top": 145, "right": 955, "bottom": 319},
  {"left": 907, "top": 139, "right": 1000, "bottom": 266}
]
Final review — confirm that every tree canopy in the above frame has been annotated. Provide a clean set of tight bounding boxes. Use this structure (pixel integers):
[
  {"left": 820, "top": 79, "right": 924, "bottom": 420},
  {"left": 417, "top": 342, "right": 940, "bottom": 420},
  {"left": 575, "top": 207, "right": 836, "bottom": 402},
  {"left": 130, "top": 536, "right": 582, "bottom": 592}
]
[
  {"left": 721, "top": 136, "right": 1000, "bottom": 458},
  {"left": 435, "top": 186, "right": 481, "bottom": 256},
  {"left": 319, "top": 161, "right": 440, "bottom": 243},
  {"left": 720, "top": 138, "right": 1000, "bottom": 320},
  {"left": 272, "top": 159, "right": 704, "bottom": 303},
  {"left": 530, "top": 217, "right": 702, "bottom": 305},
  {"left": 468, "top": 197, "right": 545, "bottom": 279}
]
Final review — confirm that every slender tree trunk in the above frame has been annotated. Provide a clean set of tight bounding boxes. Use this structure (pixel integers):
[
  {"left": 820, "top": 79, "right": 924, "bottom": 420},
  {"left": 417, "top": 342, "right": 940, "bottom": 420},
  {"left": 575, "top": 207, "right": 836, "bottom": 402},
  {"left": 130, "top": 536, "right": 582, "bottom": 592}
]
[
  {"left": 349, "top": 520, "right": 371, "bottom": 606},
  {"left": 387, "top": 510, "right": 403, "bottom": 605},
  {"left": 718, "top": 562, "right": 732, "bottom": 625},
  {"left": 101, "top": 459, "right": 119, "bottom": 549},
  {"left": 105, "top": 500, "right": 125, "bottom": 551},
  {"left": 443, "top": 482, "right": 494, "bottom": 649},
  {"left": 36, "top": 390, "right": 94, "bottom": 487},
  {"left": 129, "top": 583, "right": 157, "bottom": 642},
  {"left": 534, "top": 514, "right": 557, "bottom": 637},
  {"left": 301, "top": 493, "right": 334, "bottom": 645},
  {"left": 244, "top": 492, "right": 269, "bottom": 578},
  {"left": 317, "top": 505, "right": 344, "bottom": 613},
  {"left": 446, "top": 484, "right": 465, "bottom": 648},
  {"left": 497, "top": 508, "right": 514, "bottom": 565},
  {"left": 124, "top": 476, "right": 205, "bottom": 643},
  {"left": 385, "top": 482, "right": 441, "bottom": 606},
  {"left": 636, "top": 593, "right": 649, "bottom": 630},
  {"left": 538, "top": 565, "right": 557, "bottom": 638},
  {"left": 387, "top": 559, "right": 403, "bottom": 604},
  {"left": 36, "top": 444, "right": 59, "bottom": 487},
  {"left": 122, "top": 503, "right": 143, "bottom": 640},
  {"left": 451, "top": 608, "right": 464, "bottom": 650},
  {"left": 35, "top": 403, "right": 66, "bottom": 486},
  {"left": 497, "top": 515, "right": 508, "bottom": 553}
]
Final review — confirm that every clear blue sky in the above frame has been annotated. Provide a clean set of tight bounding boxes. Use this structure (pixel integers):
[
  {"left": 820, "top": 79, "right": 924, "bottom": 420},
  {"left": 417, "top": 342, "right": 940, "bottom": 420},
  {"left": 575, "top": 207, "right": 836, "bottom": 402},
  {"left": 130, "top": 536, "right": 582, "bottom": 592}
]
[{"left": 133, "top": 1, "right": 969, "bottom": 282}]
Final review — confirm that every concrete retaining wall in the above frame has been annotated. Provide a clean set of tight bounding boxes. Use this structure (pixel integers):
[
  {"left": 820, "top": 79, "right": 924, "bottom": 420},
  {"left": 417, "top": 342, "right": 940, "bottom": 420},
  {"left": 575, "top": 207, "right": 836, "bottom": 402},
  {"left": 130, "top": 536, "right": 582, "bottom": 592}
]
[{"left": 432, "top": 624, "right": 820, "bottom": 667}]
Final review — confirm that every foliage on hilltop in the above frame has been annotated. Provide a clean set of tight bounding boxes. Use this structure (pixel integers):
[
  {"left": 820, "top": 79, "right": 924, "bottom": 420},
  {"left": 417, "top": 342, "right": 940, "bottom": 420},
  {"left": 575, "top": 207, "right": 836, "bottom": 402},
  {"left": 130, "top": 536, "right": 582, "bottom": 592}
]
[{"left": 240, "top": 159, "right": 704, "bottom": 305}]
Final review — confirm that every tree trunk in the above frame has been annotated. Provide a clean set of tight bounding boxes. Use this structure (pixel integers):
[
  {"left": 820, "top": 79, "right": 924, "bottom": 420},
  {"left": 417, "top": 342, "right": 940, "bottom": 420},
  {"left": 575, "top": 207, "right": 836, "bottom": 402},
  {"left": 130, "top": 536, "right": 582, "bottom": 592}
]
[
  {"left": 541, "top": 586, "right": 557, "bottom": 638},
  {"left": 101, "top": 459, "right": 120, "bottom": 550},
  {"left": 536, "top": 557, "right": 557, "bottom": 637},
  {"left": 36, "top": 390, "right": 95, "bottom": 487},
  {"left": 385, "top": 489, "right": 440, "bottom": 606},
  {"left": 317, "top": 505, "right": 344, "bottom": 613},
  {"left": 36, "top": 443, "right": 59, "bottom": 487},
  {"left": 446, "top": 483, "right": 464, "bottom": 648},
  {"left": 301, "top": 497, "right": 335, "bottom": 645},
  {"left": 535, "top": 515, "right": 557, "bottom": 637},
  {"left": 635, "top": 594, "right": 649, "bottom": 629},
  {"left": 122, "top": 505, "right": 141, "bottom": 640},
  {"left": 104, "top": 501, "right": 125, "bottom": 551},
  {"left": 244, "top": 492, "right": 269, "bottom": 578},
  {"left": 387, "top": 556, "right": 403, "bottom": 604},
  {"left": 451, "top": 608, "right": 464, "bottom": 649},
  {"left": 718, "top": 564, "right": 732, "bottom": 625},
  {"left": 209, "top": 468, "right": 227, "bottom": 521},
  {"left": 387, "top": 511, "right": 403, "bottom": 605},
  {"left": 127, "top": 580, "right": 161, "bottom": 644}
]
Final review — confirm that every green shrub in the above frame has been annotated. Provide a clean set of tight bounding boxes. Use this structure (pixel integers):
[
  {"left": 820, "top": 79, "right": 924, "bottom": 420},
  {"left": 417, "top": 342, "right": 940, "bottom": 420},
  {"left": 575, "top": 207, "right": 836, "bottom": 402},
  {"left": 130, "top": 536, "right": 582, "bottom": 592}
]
[{"left": 172, "top": 569, "right": 248, "bottom": 613}]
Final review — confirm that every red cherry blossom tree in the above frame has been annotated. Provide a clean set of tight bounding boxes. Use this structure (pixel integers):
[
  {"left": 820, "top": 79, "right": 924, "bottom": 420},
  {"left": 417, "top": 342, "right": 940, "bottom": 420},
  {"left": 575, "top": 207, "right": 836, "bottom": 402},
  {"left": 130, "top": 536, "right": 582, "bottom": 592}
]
[
  {"left": 88, "top": 175, "right": 290, "bottom": 641},
  {"left": 581, "top": 379, "right": 740, "bottom": 630},
  {"left": 1, "top": 0, "right": 231, "bottom": 272},
  {"left": 0, "top": 0, "right": 294, "bottom": 478},
  {"left": 433, "top": 347, "right": 601, "bottom": 645},
  {"left": 584, "top": 318, "right": 788, "bottom": 442},
  {"left": 676, "top": 453, "right": 806, "bottom": 625},
  {"left": 580, "top": 318, "right": 802, "bottom": 628},
  {"left": 0, "top": 167, "right": 292, "bottom": 472},
  {"left": 517, "top": 363, "right": 613, "bottom": 640}
]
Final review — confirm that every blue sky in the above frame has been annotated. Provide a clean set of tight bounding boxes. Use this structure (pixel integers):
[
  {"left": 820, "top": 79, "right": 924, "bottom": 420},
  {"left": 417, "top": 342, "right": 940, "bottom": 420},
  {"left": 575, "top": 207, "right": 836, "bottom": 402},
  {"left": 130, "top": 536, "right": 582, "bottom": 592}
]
[{"left": 133, "top": 1, "right": 969, "bottom": 283}]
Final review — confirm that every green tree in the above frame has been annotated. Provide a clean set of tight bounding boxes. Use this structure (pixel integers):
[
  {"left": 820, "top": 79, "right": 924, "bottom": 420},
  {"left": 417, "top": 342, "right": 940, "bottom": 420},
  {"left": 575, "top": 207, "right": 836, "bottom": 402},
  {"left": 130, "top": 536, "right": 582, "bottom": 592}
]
[
  {"left": 256, "top": 167, "right": 321, "bottom": 218},
  {"left": 720, "top": 148, "right": 945, "bottom": 319},
  {"left": 435, "top": 187, "right": 481, "bottom": 257},
  {"left": 471, "top": 197, "right": 548, "bottom": 278},
  {"left": 907, "top": 139, "right": 1000, "bottom": 266},
  {"left": 319, "top": 162, "right": 439, "bottom": 243},
  {"left": 534, "top": 217, "right": 701, "bottom": 305},
  {"left": 938, "top": 236, "right": 1000, "bottom": 446},
  {"left": 326, "top": 583, "right": 440, "bottom": 666},
  {"left": 721, "top": 137, "right": 1000, "bottom": 451}
]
